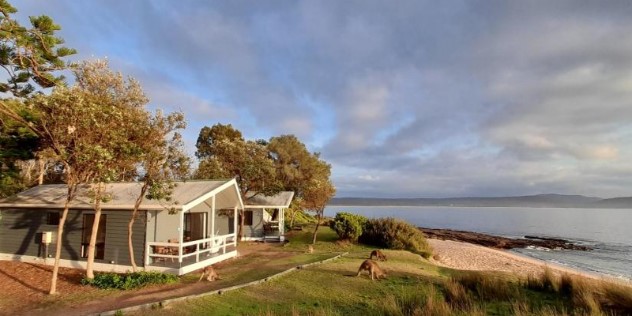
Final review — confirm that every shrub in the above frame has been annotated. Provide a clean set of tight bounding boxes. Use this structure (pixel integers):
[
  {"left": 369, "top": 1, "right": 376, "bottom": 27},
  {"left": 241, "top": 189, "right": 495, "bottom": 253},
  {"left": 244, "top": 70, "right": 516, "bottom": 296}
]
[
  {"left": 358, "top": 217, "right": 432, "bottom": 258},
  {"left": 329, "top": 212, "right": 367, "bottom": 242},
  {"left": 82, "top": 271, "right": 178, "bottom": 290}
]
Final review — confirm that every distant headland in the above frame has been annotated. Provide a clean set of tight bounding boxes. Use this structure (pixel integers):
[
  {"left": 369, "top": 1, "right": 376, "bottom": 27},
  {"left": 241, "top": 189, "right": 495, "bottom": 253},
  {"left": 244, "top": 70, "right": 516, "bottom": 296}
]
[{"left": 330, "top": 194, "right": 632, "bottom": 208}]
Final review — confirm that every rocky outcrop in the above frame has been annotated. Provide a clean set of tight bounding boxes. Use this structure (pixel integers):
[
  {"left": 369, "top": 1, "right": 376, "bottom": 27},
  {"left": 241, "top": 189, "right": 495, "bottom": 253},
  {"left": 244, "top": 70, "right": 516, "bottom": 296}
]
[{"left": 419, "top": 227, "right": 591, "bottom": 251}]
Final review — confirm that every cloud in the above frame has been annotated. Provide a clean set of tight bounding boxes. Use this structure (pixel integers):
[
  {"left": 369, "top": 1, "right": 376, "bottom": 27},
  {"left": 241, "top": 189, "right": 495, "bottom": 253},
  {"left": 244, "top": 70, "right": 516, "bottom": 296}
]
[{"left": 16, "top": 0, "right": 632, "bottom": 198}]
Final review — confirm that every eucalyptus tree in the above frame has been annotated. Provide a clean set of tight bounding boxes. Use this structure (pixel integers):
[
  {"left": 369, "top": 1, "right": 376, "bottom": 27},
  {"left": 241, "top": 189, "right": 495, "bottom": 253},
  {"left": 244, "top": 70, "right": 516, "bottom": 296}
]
[
  {"left": 69, "top": 60, "right": 152, "bottom": 280},
  {"left": 127, "top": 111, "right": 190, "bottom": 271},
  {"left": 194, "top": 123, "right": 280, "bottom": 240},
  {"left": 26, "top": 59, "right": 149, "bottom": 289}
]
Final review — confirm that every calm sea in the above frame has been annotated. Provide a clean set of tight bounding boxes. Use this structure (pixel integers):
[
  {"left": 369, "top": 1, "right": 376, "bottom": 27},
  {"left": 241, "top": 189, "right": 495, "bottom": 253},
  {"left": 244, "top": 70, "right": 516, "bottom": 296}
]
[{"left": 325, "top": 206, "right": 632, "bottom": 281}]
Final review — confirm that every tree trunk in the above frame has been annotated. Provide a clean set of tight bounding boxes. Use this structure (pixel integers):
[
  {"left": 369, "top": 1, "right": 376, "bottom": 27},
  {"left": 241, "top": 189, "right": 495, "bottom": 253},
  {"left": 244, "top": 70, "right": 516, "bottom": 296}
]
[
  {"left": 49, "top": 184, "right": 77, "bottom": 295},
  {"left": 38, "top": 159, "right": 45, "bottom": 185},
  {"left": 289, "top": 208, "right": 297, "bottom": 228},
  {"left": 311, "top": 210, "right": 322, "bottom": 245},
  {"left": 128, "top": 183, "right": 149, "bottom": 272},
  {"left": 238, "top": 209, "right": 245, "bottom": 241},
  {"left": 85, "top": 182, "right": 104, "bottom": 280}
]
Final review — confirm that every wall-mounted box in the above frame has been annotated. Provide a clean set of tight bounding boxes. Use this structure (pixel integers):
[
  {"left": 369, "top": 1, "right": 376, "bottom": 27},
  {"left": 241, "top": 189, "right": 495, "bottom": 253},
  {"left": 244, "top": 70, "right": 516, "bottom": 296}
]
[{"left": 42, "top": 231, "right": 52, "bottom": 244}]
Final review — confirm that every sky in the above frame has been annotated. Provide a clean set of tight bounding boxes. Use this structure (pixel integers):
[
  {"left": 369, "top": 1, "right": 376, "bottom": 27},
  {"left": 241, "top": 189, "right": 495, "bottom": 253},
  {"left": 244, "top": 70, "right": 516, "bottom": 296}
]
[{"left": 17, "top": 1, "right": 632, "bottom": 198}]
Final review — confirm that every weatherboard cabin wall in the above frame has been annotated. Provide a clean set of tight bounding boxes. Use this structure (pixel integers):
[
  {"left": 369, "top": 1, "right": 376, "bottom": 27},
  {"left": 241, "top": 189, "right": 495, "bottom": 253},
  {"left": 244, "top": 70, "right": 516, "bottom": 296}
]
[
  {"left": 213, "top": 215, "right": 231, "bottom": 236},
  {"left": 0, "top": 208, "right": 146, "bottom": 267},
  {"left": 146, "top": 210, "right": 180, "bottom": 243},
  {"left": 243, "top": 208, "right": 264, "bottom": 238}
]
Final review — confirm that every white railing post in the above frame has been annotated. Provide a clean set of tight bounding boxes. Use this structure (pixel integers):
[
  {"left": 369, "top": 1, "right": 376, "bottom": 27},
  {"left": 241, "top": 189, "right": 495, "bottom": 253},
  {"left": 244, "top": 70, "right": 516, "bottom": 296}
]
[
  {"left": 145, "top": 243, "right": 151, "bottom": 266},
  {"left": 196, "top": 243, "right": 200, "bottom": 262}
]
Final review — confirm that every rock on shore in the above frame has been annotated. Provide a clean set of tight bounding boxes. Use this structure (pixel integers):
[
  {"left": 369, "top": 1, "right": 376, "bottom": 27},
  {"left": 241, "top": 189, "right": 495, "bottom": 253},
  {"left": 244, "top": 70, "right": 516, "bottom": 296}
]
[{"left": 419, "top": 227, "right": 591, "bottom": 251}]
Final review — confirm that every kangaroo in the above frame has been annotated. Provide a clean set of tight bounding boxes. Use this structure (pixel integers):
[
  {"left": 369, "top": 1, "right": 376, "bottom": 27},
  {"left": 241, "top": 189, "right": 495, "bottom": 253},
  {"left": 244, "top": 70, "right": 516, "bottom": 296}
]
[
  {"left": 369, "top": 249, "right": 387, "bottom": 261},
  {"left": 198, "top": 265, "right": 220, "bottom": 282},
  {"left": 357, "top": 259, "right": 386, "bottom": 280},
  {"left": 307, "top": 245, "right": 314, "bottom": 254}
]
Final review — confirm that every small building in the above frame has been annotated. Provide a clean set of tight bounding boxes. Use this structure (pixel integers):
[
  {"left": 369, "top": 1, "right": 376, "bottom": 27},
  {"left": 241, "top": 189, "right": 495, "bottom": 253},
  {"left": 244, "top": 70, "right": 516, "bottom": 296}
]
[
  {"left": 0, "top": 180, "right": 244, "bottom": 275},
  {"left": 242, "top": 191, "right": 294, "bottom": 242}
]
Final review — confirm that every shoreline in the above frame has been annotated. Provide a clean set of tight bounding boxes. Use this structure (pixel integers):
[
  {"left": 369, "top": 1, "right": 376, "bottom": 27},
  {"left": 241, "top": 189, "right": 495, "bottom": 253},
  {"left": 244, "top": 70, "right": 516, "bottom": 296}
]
[{"left": 427, "top": 238, "right": 631, "bottom": 285}]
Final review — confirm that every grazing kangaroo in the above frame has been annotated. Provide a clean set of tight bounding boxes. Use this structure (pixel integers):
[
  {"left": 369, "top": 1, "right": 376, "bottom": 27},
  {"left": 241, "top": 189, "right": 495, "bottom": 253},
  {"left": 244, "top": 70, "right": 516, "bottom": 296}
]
[
  {"left": 198, "top": 265, "right": 220, "bottom": 282},
  {"left": 369, "top": 249, "right": 387, "bottom": 261},
  {"left": 357, "top": 259, "right": 386, "bottom": 280}
]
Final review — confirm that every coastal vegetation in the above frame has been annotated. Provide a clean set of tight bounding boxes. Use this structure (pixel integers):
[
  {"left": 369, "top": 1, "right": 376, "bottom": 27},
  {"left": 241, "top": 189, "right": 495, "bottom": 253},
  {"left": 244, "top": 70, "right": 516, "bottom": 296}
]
[
  {"left": 81, "top": 271, "right": 178, "bottom": 290},
  {"left": 124, "top": 225, "right": 631, "bottom": 316},
  {"left": 359, "top": 217, "right": 433, "bottom": 259},
  {"left": 330, "top": 212, "right": 367, "bottom": 242},
  {"left": 1, "top": 223, "right": 631, "bottom": 315}
]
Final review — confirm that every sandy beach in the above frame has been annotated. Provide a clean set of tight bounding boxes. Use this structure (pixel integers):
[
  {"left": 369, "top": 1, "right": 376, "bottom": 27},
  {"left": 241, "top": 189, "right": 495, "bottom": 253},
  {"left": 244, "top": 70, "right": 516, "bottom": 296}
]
[{"left": 428, "top": 238, "right": 630, "bottom": 285}]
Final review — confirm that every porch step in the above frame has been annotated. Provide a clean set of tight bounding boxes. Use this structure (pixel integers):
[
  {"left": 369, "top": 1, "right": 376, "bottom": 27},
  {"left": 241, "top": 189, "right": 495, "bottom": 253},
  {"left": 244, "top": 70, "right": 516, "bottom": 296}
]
[{"left": 263, "top": 235, "right": 282, "bottom": 242}]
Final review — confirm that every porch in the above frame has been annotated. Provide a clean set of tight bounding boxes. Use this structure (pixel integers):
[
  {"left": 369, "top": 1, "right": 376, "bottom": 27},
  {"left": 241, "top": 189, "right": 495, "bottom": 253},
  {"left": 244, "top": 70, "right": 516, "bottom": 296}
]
[
  {"left": 145, "top": 234, "right": 237, "bottom": 275},
  {"left": 143, "top": 180, "right": 244, "bottom": 275}
]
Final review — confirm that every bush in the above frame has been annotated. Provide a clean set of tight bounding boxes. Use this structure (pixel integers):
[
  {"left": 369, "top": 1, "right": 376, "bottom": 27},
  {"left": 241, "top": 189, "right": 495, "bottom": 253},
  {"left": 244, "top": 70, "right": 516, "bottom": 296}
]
[
  {"left": 82, "top": 271, "right": 178, "bottom": 290},
  {"left": 329, "top": 212, "right": 367, "bottom": 242},
  {"left": 358, "top": 217, "right": 432, "bottom": 258}
]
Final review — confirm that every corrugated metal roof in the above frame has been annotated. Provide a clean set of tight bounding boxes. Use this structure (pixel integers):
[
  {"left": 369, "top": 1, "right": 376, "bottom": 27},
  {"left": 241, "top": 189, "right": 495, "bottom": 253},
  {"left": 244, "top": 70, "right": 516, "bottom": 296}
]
[
  {"left": 0, "top": 180, "right": 235, "bottom": 211},
  {"left": 245, "top": 191, "right": 294, "bottom": 208}
]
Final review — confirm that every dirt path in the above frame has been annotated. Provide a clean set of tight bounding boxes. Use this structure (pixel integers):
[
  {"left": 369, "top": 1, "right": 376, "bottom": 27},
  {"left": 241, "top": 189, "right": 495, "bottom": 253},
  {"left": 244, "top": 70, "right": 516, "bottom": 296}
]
[{"left": 1, "top": 243, "right": 304, "bottom": 316}]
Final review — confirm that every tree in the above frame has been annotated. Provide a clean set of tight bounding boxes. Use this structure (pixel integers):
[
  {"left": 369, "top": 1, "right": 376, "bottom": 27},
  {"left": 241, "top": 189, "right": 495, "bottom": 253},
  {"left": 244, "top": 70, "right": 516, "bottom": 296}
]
[
  {"left": 0, "top": 0, "right": 75, "bottom": 197},
  {"left": 25, "top": 59, "right": 148, "bottom": 289},
  {"left": 26, "top": 85, "right": 106, "bottom": 293},
  {"left": 267, "top": 135, "right": 333, "bottom": 228},
  {"left": 0, "top": 100, "right": 39, "bottom": 197},
  {"left": 194, "top": 124, "right": 280, "bottom": 240},
  {"left": 303, "top": 177, "right": 336, "bottom": 245},
  {"left": 0, "top": 0, "right": 75, "bottom": 99},
  {"left": 68, "top": 60, "right": 151, "bottom": 280},
  {"left": 195, "top": 123, "right": 243, "bottom": 160},
  {"left": 127, "top": 111, "right": 189, "bottom": 271}
]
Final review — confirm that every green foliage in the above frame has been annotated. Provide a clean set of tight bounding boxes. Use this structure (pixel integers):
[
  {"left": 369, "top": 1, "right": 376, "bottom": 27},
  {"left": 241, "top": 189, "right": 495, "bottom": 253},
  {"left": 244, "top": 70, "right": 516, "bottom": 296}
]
[
  {"left": 81, "top": 271, "right": 177, "bottom": 290},
  {"left": 194, "top": 124, "right": 280, "bottom": 197},
  {"left": 329, "top": 212, "right": 367, "bottom": 242},
  {"left": 0, "top": 0, "right": 76, "bottom": 97},
  {"left": 195, "top": 123, "right": 243, "bottom": 160},
  {"left": 358, "top": 217, "right": 433, "bottom": 258}
]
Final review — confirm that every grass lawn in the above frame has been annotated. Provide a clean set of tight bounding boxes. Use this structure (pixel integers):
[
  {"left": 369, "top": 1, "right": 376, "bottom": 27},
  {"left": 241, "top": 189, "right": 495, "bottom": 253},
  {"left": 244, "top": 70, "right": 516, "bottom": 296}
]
[
  {"left": 129, "top": 226, "right": 632, "bottom": 316},
  {"left": 134, "top": 226, "right": 441, "bottom": 316}
]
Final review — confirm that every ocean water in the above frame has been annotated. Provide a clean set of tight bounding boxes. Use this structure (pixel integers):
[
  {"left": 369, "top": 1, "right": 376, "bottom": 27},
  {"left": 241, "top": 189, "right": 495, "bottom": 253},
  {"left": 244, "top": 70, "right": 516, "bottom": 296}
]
[{"left": 325, "top": 206, "right": 632, "bottom": 281}]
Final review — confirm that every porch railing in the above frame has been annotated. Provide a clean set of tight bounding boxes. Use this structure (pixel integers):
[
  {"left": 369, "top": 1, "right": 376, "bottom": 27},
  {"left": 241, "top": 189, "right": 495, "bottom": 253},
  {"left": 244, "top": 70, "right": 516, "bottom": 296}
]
[{"left": 145, "top": 233, "right": 237, "bottom": 266}]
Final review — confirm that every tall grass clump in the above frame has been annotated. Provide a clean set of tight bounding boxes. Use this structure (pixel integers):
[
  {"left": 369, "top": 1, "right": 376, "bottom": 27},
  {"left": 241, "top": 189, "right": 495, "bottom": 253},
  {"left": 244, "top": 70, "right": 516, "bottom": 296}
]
[
  {"left": 330, "top": 212, "right": 367, "bottom": 242},
  {"left": 379, "top": 286, "right": 451, "bottom": 316},
  {"left": 442, "top": 279, "right": 473, "bottom": 310},
  {"left": 81, "top": 271, "right": 178, "bottom": 290},
  {"left": 524, "top": 267, "right": 559, "bottom": 293},
  {"left": 359, "top": 217, "right": 432, "bottom": 258},
  {"left": 522, "top": 270, "right": 632, "bottom": 315},
  {"left": 452, "top": 271, "right": 521, "bottom": 301},
  {"left": 601, "top": 282, "right": 632, "bottom": 315}
]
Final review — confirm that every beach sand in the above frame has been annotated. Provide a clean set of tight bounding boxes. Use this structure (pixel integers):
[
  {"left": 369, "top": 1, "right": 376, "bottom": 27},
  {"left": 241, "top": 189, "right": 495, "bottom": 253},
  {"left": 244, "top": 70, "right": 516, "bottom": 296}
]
[{"left": 428, "top": 238, "right": 630, "bottom": 285}]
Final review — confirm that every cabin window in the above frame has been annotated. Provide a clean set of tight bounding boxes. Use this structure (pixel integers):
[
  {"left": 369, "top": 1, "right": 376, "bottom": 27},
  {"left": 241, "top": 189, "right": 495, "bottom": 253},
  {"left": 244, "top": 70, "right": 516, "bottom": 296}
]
[
  {"left": 81, "top": 214, "right": 106, "bottom": 260},
  {"left": 47, "top": 212, "right": 60, "bottom": 225},
  {"left": 242, "top": 210, "right": 253, "bottom": 226}
]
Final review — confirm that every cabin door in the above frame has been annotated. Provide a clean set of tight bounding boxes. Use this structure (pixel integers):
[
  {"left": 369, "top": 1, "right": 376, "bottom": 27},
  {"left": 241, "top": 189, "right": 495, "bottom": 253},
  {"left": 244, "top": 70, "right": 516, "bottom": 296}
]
[
  {"left": 184, "top": 213, "right": 206, "bottom": 241},
  {"left": 228, "top": 215, "right": 235, "bottom": 234}
]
